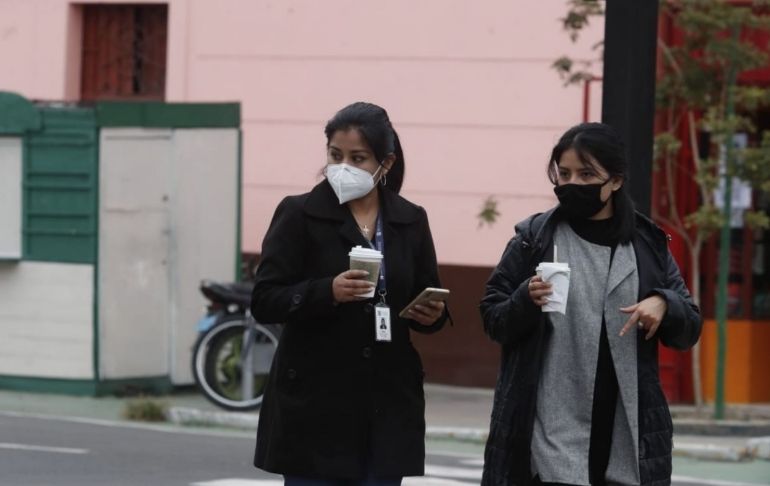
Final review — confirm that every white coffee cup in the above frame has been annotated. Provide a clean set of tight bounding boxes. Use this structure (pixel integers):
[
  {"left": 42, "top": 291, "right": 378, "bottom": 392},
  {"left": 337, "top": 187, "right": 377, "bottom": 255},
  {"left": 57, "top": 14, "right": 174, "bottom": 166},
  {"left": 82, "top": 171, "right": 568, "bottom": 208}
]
[
  {"left": 349, "top": 246, "right": 383, "bottom": 298},
  {"left": 536, "top": 261, "right": 571, "bottom": 314}
]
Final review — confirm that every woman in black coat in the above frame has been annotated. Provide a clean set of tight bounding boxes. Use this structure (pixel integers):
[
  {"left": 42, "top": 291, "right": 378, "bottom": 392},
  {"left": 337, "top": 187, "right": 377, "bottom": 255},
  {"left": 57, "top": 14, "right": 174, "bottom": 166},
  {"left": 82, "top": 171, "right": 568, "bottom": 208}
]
[
  {"left": 480, "top": 123, "right": 701, "bottom": 486},
  {"left": 251, "top": 102, "right": 448, "bottom": 486}
]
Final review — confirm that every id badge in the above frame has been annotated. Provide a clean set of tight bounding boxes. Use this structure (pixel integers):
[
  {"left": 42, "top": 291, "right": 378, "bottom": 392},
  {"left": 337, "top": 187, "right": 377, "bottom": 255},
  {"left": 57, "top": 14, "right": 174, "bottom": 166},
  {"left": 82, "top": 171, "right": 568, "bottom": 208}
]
[{"left": 375, "top": 303, "right": 392, "bottom": 342}]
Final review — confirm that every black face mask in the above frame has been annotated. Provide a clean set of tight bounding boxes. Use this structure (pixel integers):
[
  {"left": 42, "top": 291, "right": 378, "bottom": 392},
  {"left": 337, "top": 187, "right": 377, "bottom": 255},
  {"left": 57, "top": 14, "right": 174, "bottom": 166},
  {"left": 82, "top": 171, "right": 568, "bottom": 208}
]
[{"left": 553, "top": 180, "right": 612, "bottom": 219}]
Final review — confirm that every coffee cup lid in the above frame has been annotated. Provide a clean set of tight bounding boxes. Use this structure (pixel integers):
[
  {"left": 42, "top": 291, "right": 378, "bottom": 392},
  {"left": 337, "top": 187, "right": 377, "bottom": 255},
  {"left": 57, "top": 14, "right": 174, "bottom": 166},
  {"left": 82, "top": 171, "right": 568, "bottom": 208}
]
[
  {"left": 349, "top": 245, "right": 383, "bottom": 259},
  {"left": 537, "top": 261, "right": 569, "bottom": 268}
]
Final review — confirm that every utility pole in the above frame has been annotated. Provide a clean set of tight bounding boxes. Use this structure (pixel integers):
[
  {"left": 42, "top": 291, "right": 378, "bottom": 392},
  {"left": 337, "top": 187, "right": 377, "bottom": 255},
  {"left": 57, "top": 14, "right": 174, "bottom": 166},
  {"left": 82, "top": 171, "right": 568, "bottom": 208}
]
[
  {"left": 601, "top": 0, "right": 659, "bottom": 215},
  {"left": 714, "top": 27, "right": 741, "bottom": 420}
]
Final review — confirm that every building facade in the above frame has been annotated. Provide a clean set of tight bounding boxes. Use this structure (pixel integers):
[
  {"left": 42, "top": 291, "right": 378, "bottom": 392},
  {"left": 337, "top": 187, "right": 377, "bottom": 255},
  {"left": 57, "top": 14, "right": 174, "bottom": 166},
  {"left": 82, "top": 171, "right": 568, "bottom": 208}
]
[{"left": 1, "top": 0, "right": 611, "bottom": 390}]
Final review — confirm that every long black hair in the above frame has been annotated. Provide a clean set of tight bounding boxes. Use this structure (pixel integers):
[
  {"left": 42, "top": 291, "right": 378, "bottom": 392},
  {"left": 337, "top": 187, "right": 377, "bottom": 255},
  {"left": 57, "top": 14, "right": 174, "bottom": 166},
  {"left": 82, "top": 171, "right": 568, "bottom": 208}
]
[
  {"left": 547, "top": 122, "right": 636, "bottom": 243},
  {"left": 324, "top": 102, "right": 405, "bottom": 194}
]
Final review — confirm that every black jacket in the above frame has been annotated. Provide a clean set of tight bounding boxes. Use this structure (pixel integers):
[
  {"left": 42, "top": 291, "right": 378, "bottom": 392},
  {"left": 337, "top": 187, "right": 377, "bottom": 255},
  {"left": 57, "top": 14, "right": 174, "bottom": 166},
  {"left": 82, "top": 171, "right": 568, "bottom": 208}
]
[
  {"left": 252, "top": 180, "right": 446, "bottom": 480},
  {"left": 480, "top": 208, "right": 701, "bottom": 486}
]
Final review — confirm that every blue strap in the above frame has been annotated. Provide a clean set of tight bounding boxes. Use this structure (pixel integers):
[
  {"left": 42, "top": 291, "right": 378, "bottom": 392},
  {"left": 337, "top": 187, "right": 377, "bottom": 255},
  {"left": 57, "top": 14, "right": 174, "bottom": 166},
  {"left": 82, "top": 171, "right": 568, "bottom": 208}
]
[{"left": 366, "top": 213, "right": 386, "bottom": 295}]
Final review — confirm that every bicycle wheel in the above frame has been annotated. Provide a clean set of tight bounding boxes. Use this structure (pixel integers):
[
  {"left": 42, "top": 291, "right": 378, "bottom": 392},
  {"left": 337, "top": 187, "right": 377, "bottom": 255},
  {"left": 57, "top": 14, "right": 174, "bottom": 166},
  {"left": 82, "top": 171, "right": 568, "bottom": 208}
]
[{"left": 192, "top": 316, "right": 279, "bottom": 411}]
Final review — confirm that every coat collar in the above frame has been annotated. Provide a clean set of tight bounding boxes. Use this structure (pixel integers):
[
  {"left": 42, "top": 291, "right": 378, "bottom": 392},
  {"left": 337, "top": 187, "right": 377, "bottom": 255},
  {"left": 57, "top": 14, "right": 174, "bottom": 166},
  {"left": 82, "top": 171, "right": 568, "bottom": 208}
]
[
  {"left": 517, "top": 207, "right": 669, "bottom": 261},
  {"left": 303, "top": 179, "right": 422, "bottom": 225}
]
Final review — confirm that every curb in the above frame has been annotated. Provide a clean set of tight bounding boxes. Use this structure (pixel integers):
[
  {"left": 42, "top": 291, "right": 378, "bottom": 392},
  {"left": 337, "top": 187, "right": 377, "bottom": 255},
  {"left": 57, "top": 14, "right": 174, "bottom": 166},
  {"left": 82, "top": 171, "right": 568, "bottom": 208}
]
[
  {"left": 167, "top": 406, "right": 492, "bottom": 443},
  {"left": 167, "top": 406, "right": 770, "bottom": 463},
  {"left": 747, "top": 437, "right": 770, "bottom": 460},
  {"left": 674, "top": 419, "right": 770, "bottom": 437},
  {"left": 167, "top": 407, "right": 258, "bottom": 429},
  {"left": 672, "top": 442, "right": 749, "bottom": 462}
]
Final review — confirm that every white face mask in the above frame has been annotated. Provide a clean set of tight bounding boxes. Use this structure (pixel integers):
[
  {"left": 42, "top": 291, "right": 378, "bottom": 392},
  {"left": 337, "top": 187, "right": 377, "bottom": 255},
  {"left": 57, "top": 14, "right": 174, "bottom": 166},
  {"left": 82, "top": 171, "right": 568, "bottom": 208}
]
[{"left": 325, "top": 163, "right": 382, "bottom": 204}]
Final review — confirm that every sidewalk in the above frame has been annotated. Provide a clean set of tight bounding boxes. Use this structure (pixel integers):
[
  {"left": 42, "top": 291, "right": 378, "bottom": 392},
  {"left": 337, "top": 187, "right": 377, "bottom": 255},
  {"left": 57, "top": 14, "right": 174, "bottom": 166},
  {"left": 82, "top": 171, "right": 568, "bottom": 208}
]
[{"left": 1, "top": 384, "right": 769, "bottom": 462}]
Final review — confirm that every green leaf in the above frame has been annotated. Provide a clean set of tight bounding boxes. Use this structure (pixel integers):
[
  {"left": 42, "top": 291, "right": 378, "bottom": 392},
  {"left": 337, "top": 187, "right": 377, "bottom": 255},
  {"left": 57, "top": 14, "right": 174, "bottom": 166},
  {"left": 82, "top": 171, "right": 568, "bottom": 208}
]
[
  {"left": 560, "top": 0, "right": 605, "bottom": 41},
  {"left": 735, "top": 86, "right": 770, "bottom": 112},
  {"left": 654, "top": 132, "right": 683, "bottom": 162},
  {"left": 744, "top": 210, "right": 770, "bottom": 229},
  {"left": 739, "top": 131, "right": 770, "bottom": 190},
  {"left": 685, "top": 206, "right": 724, "bottom": 237},
  {"left": 477, "top": 196, "right": 501, "bottom": 228},
  {"left": 552, "top": 56, "right": 573, "bottom": 77}
]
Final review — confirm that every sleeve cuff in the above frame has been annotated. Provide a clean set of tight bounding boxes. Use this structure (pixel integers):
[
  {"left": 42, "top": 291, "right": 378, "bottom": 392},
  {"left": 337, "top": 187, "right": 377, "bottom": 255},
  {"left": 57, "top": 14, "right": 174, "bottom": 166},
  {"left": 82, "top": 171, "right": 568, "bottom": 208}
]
[{"left": 649, "top": 288, "right": 683, "bottom": 328}]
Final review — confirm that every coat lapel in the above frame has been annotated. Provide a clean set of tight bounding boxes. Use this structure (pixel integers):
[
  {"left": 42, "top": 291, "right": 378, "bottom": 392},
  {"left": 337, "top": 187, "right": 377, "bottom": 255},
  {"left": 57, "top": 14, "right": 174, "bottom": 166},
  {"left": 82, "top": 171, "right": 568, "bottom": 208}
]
[
  {"left": 603, "top": 241, "right": 641, "bottom": 484},
  {"left": 303, "top": 180, "right": 420, "bottom": 249},
  {"left": 339, "top": 216, "right": 370, "bottom": 248},
  {"left": 606, "top": 242, "right": 636, "bottom": 297}
]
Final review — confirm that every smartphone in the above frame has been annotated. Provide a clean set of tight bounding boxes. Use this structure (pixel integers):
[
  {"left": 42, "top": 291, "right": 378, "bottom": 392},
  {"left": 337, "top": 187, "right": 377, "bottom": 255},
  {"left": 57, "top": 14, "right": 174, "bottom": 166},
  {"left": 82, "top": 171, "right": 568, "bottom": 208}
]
[{"left": 398, "top": 287, "right": 450, "bottom": 318}]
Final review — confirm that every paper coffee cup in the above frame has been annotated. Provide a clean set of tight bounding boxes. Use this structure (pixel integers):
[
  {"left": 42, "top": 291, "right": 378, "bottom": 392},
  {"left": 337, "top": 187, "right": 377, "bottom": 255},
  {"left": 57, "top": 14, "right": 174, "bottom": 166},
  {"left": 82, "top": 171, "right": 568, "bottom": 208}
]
[
  {"left": 536, "top": 262, "right": 571, "bottom": 314},
  {"left": 349, "top": 246, "right": 382, "bottom": 298}
]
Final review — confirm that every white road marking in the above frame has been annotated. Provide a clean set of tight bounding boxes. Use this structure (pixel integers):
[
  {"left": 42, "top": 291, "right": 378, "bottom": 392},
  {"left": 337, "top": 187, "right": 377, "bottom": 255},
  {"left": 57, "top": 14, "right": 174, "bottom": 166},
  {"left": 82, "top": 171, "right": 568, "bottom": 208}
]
[
  {"left": 423, "top": 465, "right": 483, "bottom": 481},
  {"left": 403, "top": 478, "right": 475, "bottom": 485},
  {"left": 672, "top": 476, "right": 770, "bottom": 486},
  {"left": 458, "top": 458, "right": 484, "bottom": 467},
  {"left": 0, "top": 442, "right": 89, "bottom": 455},
  {"left": 191, "top": 480, "right": 475, "bottom": 486},
  {"left": 190, "top": 480, "right": 282, "bottom": 486},
  {"left": 0, "top": 410, "right": 254, "bottom": 439},
  {"left": 427, "top": 450, "right": 483, "bottom": 459},
  {"left": 189, "top": 468, "right": 482, "bottom": 486}
]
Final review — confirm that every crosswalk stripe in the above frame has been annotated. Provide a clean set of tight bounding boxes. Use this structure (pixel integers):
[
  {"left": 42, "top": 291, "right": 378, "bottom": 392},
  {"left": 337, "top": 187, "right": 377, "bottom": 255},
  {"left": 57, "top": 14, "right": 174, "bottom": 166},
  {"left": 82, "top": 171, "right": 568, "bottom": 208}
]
[
  {"left": 191, "top": 480, "right": 475, "bottom": 486},
  {"left": 0, "top": 442, "right": 89, "bottom": 455},
  {"left": 403, "top": 478, "right": 476, "bottom": 485},
  {"left": 190, "top": 463, "right": 483, "bottom": 486},
  {"left": 190, "top": 477, "right": 475, "bottom": 486},
  {"left": 671, "top": 476, "right": 769, "bottom": 486},
  {"left": 191, "top": 480, "right": 281, "bottom": 486},
  {"left": 423, "top": 465, "right": 483, "bottom": 481},
  {"left": 458, "top": 458, "right": 484, "bottom": 467}
]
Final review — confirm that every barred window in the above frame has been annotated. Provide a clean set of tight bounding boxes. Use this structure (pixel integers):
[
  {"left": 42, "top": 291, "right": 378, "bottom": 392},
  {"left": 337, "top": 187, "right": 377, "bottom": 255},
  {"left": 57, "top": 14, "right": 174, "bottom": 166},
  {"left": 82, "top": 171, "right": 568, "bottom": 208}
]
[{"left": 81, "top": 4, "right": 168, "bottom": 101}]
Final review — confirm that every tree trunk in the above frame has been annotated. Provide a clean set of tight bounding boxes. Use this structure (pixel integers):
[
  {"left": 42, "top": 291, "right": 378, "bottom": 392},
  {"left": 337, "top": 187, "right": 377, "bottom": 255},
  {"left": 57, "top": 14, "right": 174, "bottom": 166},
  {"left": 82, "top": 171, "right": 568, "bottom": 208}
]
[{"left": 689, "top": 243, "right": 704, "bottom": 413}]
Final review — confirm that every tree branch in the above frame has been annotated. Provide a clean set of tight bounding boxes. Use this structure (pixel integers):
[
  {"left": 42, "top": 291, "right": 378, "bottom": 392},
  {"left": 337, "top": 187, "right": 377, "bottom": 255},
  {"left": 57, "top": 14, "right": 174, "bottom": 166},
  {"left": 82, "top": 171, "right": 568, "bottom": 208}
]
[
  {"left": 658, "top": 37, "right": 684, "bottom": 78},
  {"left": 688, "top": 110, "right": 710, "bottom": 205}
]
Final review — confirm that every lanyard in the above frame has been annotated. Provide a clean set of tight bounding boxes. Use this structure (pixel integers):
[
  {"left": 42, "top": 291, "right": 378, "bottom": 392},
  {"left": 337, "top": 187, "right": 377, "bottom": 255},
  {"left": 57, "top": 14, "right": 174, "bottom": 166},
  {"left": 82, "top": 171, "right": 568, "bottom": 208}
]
[{"left": 366, "top": 213, "right": 387, "bottom": 302}]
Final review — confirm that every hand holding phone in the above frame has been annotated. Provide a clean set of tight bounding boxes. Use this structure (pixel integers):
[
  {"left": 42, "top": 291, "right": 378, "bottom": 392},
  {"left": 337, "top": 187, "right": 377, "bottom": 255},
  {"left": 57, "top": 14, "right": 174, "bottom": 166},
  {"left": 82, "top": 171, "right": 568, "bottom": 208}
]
[{"left": 399, "top": 287, "right": 450, "bottom": 319}]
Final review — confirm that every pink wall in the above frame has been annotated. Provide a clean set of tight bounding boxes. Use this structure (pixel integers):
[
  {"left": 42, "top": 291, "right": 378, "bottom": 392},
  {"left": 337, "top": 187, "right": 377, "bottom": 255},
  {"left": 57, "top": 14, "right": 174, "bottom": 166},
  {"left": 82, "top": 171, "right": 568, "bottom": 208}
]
[{"left": 0, "top": 0, "right": 604, "bottom": 267}]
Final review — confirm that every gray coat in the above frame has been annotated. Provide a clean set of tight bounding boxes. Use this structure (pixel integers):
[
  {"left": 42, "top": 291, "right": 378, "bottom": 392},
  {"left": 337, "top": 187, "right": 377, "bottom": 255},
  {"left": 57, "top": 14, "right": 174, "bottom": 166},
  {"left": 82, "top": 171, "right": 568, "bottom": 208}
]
[{"left": 480, "top": 208, "right": 702, "bottom": 486}]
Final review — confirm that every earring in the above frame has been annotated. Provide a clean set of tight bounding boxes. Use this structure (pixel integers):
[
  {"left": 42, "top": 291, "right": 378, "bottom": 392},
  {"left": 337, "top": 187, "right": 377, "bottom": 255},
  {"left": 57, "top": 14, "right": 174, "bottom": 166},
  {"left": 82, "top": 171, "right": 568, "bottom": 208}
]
[{"left": 380, "top": 174, "right": 387, "bottom": 187}]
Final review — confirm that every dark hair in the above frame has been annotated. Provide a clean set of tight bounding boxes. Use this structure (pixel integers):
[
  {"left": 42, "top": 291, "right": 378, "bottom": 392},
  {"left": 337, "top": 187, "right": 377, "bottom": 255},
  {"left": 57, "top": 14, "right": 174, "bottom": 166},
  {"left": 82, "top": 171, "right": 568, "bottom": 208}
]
[
  {"left": 547, "top": 122, "right": 636, "bottom": 242},
  {"left": 324, "top": 102, "right": 405, "bottom": 194}
]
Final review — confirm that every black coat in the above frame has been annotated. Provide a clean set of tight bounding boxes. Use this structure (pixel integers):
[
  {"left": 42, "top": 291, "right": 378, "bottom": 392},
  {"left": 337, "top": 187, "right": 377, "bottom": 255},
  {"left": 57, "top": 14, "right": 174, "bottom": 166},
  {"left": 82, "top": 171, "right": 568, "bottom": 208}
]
[
  {"left": 480, "top": 208, "right": 702, "bottom": 486},
  {"left": 251, "top": 180, "right": 446, "bottom": 480}
]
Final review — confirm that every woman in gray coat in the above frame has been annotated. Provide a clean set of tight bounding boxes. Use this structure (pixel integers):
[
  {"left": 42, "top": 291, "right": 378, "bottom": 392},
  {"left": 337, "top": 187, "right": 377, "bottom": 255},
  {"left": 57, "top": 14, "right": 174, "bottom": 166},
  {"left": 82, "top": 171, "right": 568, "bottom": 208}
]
[{"left": 480, "top": 123, "right": 701, "bottom": 486}]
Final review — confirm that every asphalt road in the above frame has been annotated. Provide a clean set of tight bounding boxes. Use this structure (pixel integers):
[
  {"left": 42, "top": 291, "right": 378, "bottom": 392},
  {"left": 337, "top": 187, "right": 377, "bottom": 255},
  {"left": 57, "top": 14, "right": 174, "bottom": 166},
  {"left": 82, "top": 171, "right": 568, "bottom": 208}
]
[
  {"left": 1, "top": 411, "right": 768, "bottom": 486},
  {"left": 0, "top": 412, "right": 481, "bottom": 486}
]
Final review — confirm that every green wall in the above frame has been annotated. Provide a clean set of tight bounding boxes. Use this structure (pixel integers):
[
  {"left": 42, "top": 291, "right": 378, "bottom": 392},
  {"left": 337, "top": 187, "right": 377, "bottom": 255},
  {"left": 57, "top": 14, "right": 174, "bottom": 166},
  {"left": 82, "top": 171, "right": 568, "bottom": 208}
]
[{"left": 23, "top": 108, "right": 98, "bottom": 263}]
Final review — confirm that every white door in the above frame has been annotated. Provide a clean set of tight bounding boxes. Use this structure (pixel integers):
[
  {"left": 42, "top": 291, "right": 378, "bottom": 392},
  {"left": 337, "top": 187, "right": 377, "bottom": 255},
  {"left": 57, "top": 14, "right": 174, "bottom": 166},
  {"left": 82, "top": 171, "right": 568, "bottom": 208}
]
[
  {"left": 98, "top": 128, "right": 172, "bottom": 379},
  {"left": 169, "top": 129, "right": 239, "bottom": 384}
]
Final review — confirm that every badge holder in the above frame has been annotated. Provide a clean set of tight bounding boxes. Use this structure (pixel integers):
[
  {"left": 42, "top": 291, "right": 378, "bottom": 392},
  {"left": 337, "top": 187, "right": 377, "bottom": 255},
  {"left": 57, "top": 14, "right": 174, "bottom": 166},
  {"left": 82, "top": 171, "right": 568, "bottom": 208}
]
[{"left": 374, "top": 289, "right": 391, "bottom": 342}]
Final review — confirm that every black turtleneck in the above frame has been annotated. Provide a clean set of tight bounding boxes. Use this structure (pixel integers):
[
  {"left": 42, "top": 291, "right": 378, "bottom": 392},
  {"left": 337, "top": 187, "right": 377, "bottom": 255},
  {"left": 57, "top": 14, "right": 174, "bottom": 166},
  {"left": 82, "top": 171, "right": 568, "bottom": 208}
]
[
  {"left": 567, "top": 215, "right": 621, "bottom": 485},
  {"left": 567, "top": 214, "right": 619, "bottom": 249}
]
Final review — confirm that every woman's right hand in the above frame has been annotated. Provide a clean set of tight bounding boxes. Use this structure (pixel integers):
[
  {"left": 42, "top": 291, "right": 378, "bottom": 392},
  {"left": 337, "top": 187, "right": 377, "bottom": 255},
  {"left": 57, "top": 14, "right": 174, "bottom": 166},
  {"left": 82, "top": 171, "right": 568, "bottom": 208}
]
[
  {"left": 528, "top": 275, "right": 552, "bottom": 307},
  {"left": 332, "top": 270, "right": 375, "bottom": 303}
]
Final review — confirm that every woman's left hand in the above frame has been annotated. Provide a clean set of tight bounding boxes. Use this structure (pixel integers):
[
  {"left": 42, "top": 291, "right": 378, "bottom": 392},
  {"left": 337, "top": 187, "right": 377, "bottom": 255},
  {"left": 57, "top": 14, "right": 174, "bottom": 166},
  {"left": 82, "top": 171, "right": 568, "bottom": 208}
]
[
  {"left": 619, "top": 295, "right": 668, "bottom": 340},
  {"left": 408, "top": 300, "right": 445, "bottom": 326}
]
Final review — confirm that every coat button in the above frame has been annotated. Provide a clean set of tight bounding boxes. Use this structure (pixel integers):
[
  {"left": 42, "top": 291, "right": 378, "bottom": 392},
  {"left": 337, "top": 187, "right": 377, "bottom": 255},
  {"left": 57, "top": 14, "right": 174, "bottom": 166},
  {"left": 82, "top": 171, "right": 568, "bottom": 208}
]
[
  {"left": 292, "top": 294, "right": 302, "bottom": 305},
  {"left": 287, "top": 369, "right": 297, "bottom": 380},
  {"left": 364, "top": 303, "right": 374, "bottom": 314},
  {"left": 362, "top": 347, "right": 372, "bottom": 359}
]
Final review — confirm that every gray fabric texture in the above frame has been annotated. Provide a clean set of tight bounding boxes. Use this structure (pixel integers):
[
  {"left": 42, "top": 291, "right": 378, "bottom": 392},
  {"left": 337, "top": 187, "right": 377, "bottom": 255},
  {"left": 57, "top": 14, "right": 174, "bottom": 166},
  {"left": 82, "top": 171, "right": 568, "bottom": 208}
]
[
  {"left": 531, "top": 222, "right": 640, "bottom": 485},
  {"left": 605, "top": 241, "right": 641, "bottom": 485}
]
